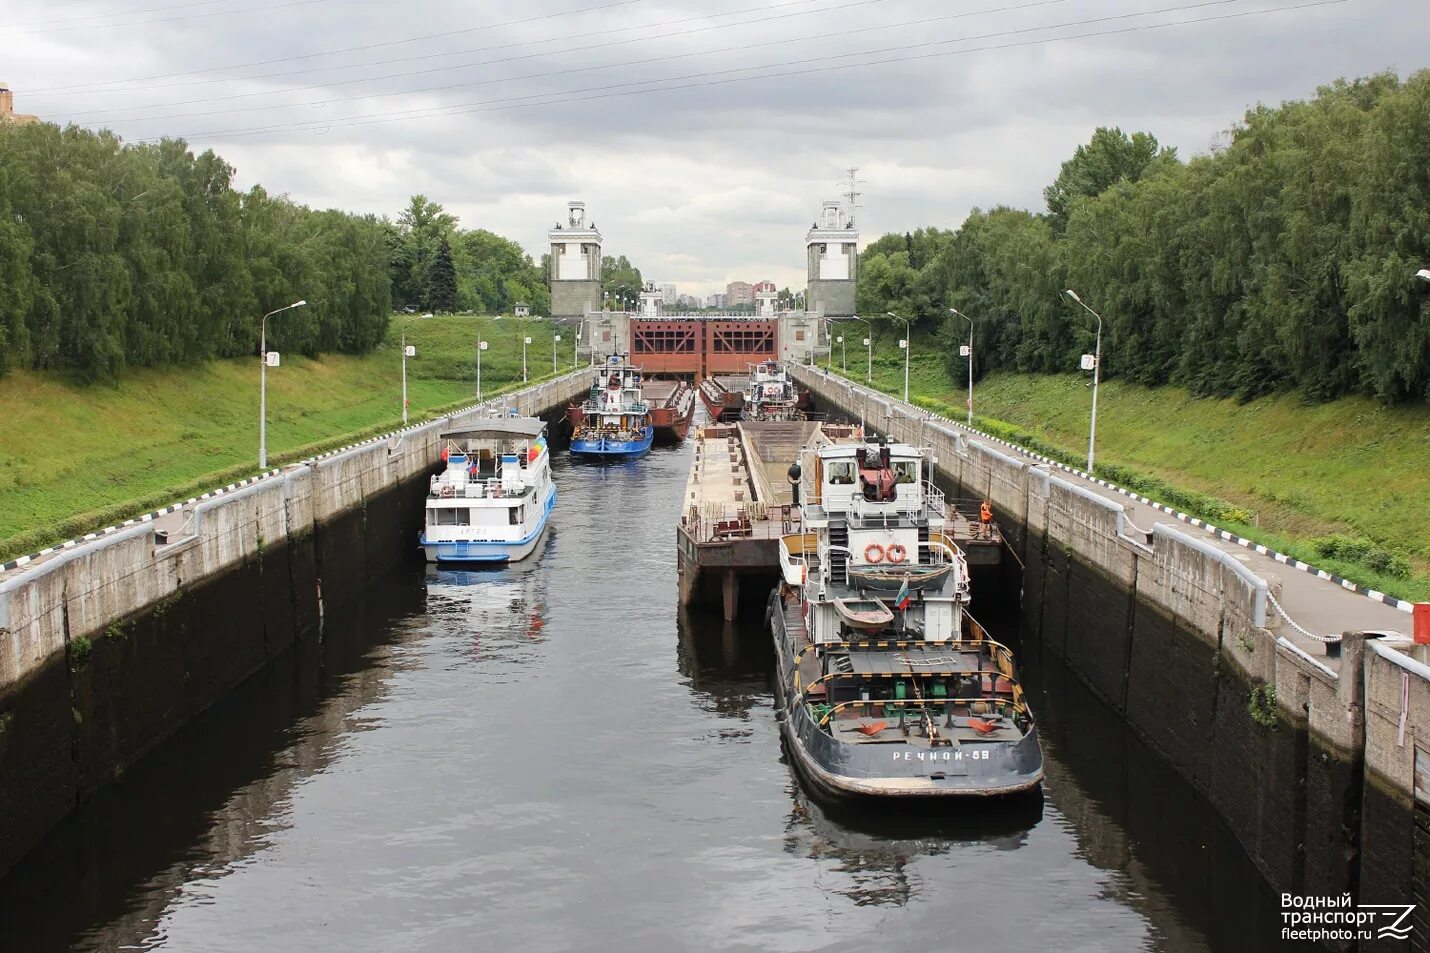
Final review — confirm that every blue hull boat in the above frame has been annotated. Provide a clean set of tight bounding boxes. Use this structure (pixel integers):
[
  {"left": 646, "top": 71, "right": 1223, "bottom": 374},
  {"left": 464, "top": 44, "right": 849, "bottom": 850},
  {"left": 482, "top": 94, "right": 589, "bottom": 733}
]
[
  {"left": 570, "top": 426, "right": 654, "bottom": 459},
  {"left": 570, "top": 354, "right": 655, "bottom": 461}
]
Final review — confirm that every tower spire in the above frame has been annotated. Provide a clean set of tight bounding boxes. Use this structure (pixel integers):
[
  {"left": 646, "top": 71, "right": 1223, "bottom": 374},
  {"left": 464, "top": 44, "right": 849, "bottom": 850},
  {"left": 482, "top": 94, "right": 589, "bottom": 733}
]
[{"left": 840, "top": 167, "right": 864, "bottom": 226}]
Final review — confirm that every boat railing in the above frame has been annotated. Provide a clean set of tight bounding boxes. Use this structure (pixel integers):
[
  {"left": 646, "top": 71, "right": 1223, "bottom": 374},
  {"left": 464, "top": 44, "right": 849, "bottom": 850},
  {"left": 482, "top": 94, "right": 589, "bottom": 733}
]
[{"left": 809, "top": 695, "right": 1032, "bottom": 729}]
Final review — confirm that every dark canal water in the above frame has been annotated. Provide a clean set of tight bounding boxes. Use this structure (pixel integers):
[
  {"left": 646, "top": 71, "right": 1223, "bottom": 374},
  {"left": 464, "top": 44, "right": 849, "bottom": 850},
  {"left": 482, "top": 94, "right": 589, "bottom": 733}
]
[{"left": 0, "top": 434, "right": 1297, "bottom": 952}]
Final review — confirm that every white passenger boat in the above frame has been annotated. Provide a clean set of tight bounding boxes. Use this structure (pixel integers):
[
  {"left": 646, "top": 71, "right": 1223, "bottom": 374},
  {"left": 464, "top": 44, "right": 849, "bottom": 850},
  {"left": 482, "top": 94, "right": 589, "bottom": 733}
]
[{"left": 419, "top": 416, "right": 556, "bottom": 564}]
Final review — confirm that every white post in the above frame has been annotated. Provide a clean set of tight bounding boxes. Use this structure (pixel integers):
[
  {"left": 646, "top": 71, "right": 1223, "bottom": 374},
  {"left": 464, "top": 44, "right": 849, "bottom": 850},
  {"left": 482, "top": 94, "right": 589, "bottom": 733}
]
[
  {"left": 401, "top": 330, "right": 409, "bottom": 425},
  {"left": 259, "top": 316, "right": 266, "bottom": 469},
  {"left": 852, "top": 314, "right": 871, "bottom": 382},
  {"left": 258, "top": 299, "right": 305, "bottom": 470},
  {"left": 1089, "top": 323, "right": 1102, "bottom": 473},
  {"left": 477, "top": 339, "right": 483, "bottom": 403},
  {"left": 887, "top": 311, "right": 910, "bottom": 404},
  {"left": 1064, "top": 290, "right": 1104, "bottom": 473},
  {"left": 553, "top": 333, "right": 561, "bottom": 374},
  {"left": 838, "top": 335, "right": 845, "bottom": 373},
  {"left": 950, "top": 308, "right": 974, "bottom": 427},
  {"left": 523, "top": 336, "right": 530, "bottom": 383}
]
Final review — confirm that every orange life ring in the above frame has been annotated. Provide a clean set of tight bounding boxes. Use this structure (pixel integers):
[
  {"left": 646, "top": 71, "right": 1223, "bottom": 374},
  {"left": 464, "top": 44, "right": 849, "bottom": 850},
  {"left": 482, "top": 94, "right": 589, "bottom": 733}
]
[
  {"left": 864, "top": 543, "right": 885, "bottom": 564},
  {"left": 886, "top": 543, "right": 908, "bottom": 564}
]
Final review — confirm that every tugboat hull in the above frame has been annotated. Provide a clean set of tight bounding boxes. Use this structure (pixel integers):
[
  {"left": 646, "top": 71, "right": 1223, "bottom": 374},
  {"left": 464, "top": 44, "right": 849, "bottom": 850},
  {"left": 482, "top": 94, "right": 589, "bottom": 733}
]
[{"left": 769, "top": 591, "right": 1044, "bottom": 802}]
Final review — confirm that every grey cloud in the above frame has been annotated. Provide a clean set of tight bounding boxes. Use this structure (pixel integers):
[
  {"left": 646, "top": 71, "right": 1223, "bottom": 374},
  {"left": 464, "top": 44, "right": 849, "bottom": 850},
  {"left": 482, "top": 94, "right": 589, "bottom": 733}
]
[{"left": 6, "top": 0, "right": 1422, "bottom": 296}]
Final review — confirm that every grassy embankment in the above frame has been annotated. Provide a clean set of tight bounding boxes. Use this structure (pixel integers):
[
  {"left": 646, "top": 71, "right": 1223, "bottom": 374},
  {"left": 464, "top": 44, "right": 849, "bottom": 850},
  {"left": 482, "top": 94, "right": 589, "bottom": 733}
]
[
  {"left": 831, "top": 325, "right": 1430, "bottom": 602},
  {"left": 0, "top": 315, "right": 569, "bottom": 561}
]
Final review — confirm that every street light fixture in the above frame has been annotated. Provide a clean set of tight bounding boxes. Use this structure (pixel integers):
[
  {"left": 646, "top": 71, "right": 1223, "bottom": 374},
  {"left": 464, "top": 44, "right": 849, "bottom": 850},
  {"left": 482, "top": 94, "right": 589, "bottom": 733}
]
[
  {"left": 523, "top": 335, "right": 532, "bottom": 382},
  {"left": 401, "top": 331, "right": 416, "bottom": 425},
  {"left": 258, "top": 299, "right": 306, "bottom": 469},
  {"left": 1418, "top": 268, "right": 1430, "bottom": 283},
  {"left": 1064, "top": 289, "right": 1103, "bottom": 473},
  {"left": 949, "top": 307, "right": 974, "bottom": 427},
  {"left": 477, "top": 339, "right": 488, "bottom": 403},
  {"left": 851, "top": 314, "right": 872, "bottom": 382},
  {"left": 886, "top": 311, "right": 911, "bottom": 404}
]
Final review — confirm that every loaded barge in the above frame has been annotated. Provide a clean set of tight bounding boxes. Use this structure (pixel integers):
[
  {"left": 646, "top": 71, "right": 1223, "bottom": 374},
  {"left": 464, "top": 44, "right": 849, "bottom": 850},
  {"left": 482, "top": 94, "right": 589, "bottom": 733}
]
[
  {"left": 643, "top": 378, "right": 698, "bottom": 442},
  {"left": 769, "top": 437, "right": 1043, "bottom": 800}
]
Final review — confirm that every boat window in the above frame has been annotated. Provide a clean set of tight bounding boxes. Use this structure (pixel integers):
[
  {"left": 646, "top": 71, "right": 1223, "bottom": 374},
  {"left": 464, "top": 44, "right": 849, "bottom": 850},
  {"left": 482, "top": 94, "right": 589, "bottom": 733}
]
[
  {"left": 509, "top": 505, "right": 524, "bottom": 526},
  {"left": 892, "top": 461, "right": 918, "bottom": 484},
  {"left": 826, "top": 461, "right": 855, "bottom": 485}
]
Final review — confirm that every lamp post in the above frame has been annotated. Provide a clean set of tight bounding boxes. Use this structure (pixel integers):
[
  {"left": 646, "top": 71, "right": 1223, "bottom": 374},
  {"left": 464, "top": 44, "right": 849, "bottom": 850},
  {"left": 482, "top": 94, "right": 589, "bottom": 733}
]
[
  {"left": 838, "top": 335, "right": 845, "bottom": 373},
  {"left": 886, "top": 311, "right": 911, "bottom": 404},
  {"left": 523, "top": 335, "right": 531, "bottom": 383},
  {"left": 258, "top": 299, "right": 305, "bottom": 469},
  {"left": 401, "top": 331, "right": 416, "bottom": 425},
  {"left": 1064, "top": 289, "right": 1103, "bottom": 473},
  {"left": 949, "top": 307, "right": 974, "bottom": 427},
  {"left": 553, "top": 333, "right": 561, "bottom": 374},
  {"left": 825, "top": 319, "right": 835, "bottom": 373},
  {"left": 477, "top": 339, "right": 488, "bottom": 403},
  {"left": 851, "top": 314, "right": 872, "bottom": 382}
]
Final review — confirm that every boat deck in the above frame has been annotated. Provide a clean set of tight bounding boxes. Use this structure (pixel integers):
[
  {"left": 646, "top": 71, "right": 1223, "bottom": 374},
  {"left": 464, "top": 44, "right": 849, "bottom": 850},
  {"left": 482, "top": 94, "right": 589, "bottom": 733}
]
[{"left": 782, "top": 588, "right": 1024, "bottom": 747}]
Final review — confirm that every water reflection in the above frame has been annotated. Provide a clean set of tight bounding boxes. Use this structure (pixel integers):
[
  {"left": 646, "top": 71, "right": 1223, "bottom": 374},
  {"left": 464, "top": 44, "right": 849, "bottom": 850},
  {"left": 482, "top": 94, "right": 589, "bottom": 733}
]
[
  {"left": 424, "top": 539, "right": 554, "bottom": 658},
  {"left": 0, "top": 574, "right": 427, "bottom": 953},
  {"left": 675, "top": 602, "right": 772, "bottom": 725},
  {"left": 781, "top": 783, "right": 1041, "bottom": 908}
]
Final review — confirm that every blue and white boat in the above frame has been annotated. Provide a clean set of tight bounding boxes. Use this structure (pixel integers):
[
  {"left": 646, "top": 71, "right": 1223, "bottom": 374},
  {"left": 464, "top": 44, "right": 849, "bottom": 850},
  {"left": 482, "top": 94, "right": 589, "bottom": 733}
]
[
  {"left": 419, "top": 416, "right": 556, "bottom": 563},
  {"left": 570, "top": 355, "right": 654, "bottom": 459}
]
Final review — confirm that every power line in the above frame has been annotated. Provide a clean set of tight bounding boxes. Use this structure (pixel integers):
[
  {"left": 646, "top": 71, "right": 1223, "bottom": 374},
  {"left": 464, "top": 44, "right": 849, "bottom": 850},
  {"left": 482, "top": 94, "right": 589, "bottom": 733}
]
[
  {"left": 55, "top": 0, "right": 860, "bottom": 101},
  {"left": 11, "top": 0, "right": 259, "bottom": 29},
  {"left": 143, "top": 0, "right": 1321, "bottom": 140},
  {"left": 59, "top": 0, "right": 876, "bottom": 115},
  {"left": 28, "top": 0, "right": 649, "bottom": 94},
  {"left": 86, "top": 0, "right": 1063, "bottom": 124},
  {"left": 3, "top": 0, "right": 351, "bottom": 36}
]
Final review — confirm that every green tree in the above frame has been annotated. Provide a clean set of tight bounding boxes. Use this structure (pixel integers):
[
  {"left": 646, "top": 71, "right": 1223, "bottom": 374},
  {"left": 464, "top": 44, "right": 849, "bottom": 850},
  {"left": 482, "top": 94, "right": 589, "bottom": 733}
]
[
  {"left": 1044, "top": 127, "right": 1176, "bottom": 233},
  {"left": 427, "top": 238, "right": 458, "bottom": 313}
]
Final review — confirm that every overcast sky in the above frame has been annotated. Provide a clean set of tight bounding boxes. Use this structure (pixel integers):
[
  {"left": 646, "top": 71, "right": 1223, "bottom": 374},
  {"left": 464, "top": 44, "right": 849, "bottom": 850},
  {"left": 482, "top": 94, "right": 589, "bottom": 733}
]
[{"left": 6, "top": 0, "right": 1423, "bottom": 296}]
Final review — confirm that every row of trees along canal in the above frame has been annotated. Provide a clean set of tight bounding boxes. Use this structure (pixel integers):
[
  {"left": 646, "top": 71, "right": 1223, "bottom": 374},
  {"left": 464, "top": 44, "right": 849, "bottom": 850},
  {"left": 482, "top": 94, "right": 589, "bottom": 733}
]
[
  {"left": 857, "top": 70, "right": 1430, "bottom": 405},
  {"left": 0, "top": 124, "right": 644, "bottom": 383}
]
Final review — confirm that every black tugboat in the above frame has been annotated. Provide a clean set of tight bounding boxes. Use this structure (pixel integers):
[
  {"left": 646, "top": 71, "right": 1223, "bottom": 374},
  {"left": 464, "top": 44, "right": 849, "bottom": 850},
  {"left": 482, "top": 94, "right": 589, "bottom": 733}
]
[{"left": 769, "top": 437, "right": 1043, "bottom": 800}]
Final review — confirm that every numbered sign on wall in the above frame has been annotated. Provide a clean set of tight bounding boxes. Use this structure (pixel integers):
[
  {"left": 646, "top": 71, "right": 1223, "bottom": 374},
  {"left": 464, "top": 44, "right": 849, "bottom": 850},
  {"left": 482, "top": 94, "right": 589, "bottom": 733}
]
[
  {"left": 404, "top": 345, "right": 416, "bottom": 357},
  {"left": 1080, "top": 353, "right": 1097, "bottom": 371},
  {"left": 959, "top": 345, "right": 971, "bottom": 357},
  {"left": 265, "top": 352, "right": 281, "bottom": 367}
]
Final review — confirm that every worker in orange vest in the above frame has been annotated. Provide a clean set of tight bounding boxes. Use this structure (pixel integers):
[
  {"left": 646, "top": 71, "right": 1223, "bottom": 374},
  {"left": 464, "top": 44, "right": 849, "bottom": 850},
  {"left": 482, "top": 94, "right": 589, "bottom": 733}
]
[{"left": 980, "top": 499, "right": 994, "bottom": 539}]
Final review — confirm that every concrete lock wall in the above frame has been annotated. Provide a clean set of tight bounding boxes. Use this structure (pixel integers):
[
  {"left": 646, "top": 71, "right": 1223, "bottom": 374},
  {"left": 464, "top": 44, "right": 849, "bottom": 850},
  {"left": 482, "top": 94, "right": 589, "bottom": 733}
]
[
  {"left": 0, "top": 370, "right": 589, "bottom": 876},
  {"left": 790, "top": 363, "right": 1418, "bottom": 912}
]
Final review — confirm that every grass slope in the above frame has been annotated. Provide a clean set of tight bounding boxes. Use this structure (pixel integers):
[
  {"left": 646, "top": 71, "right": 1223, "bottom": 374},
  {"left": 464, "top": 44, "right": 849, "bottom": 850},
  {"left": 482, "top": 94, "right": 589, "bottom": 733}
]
[
  {"left": 0, "top": 315, "right": 568, "bottom": 560},
  {"left": 834, "top": 324, "right": 1430, "bottom": 602}
]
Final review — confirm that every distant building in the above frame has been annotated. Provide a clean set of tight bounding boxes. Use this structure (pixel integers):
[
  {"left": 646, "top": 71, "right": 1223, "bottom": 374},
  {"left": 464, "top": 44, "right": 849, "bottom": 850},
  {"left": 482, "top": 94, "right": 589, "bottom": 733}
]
[
  {"left": 658, "top": 283, "right": 678, "bottom": 306},
  {"left": 677, "top": 293, "right": 701, "bottom": 309},
  {"left": 706, "top": 293, "right": 730, "bottom": 308},
  {"left": 806, "top": 200, "right": 858, "bottom": 318},
  {"left": 726, "top": 281, "right": 754, "bottom": 306},
  {"left": 0, "top": 83, "right": 39, "bottom": 125},
  {"left": 514, "top": 303, "right": 531, "bottom": 318},
  {"left": 547, "top": 200, "right": 602, "bottom": 321},
  {"left": 752, "top": 280, "right": 777, "bottom": 295}
]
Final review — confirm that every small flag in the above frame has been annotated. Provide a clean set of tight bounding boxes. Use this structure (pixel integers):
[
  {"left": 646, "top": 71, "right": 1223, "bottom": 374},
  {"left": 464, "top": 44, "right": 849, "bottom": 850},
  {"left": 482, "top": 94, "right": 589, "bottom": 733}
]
[{"left": 895, "top": 576, "right": 911, "bottom": 611}]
